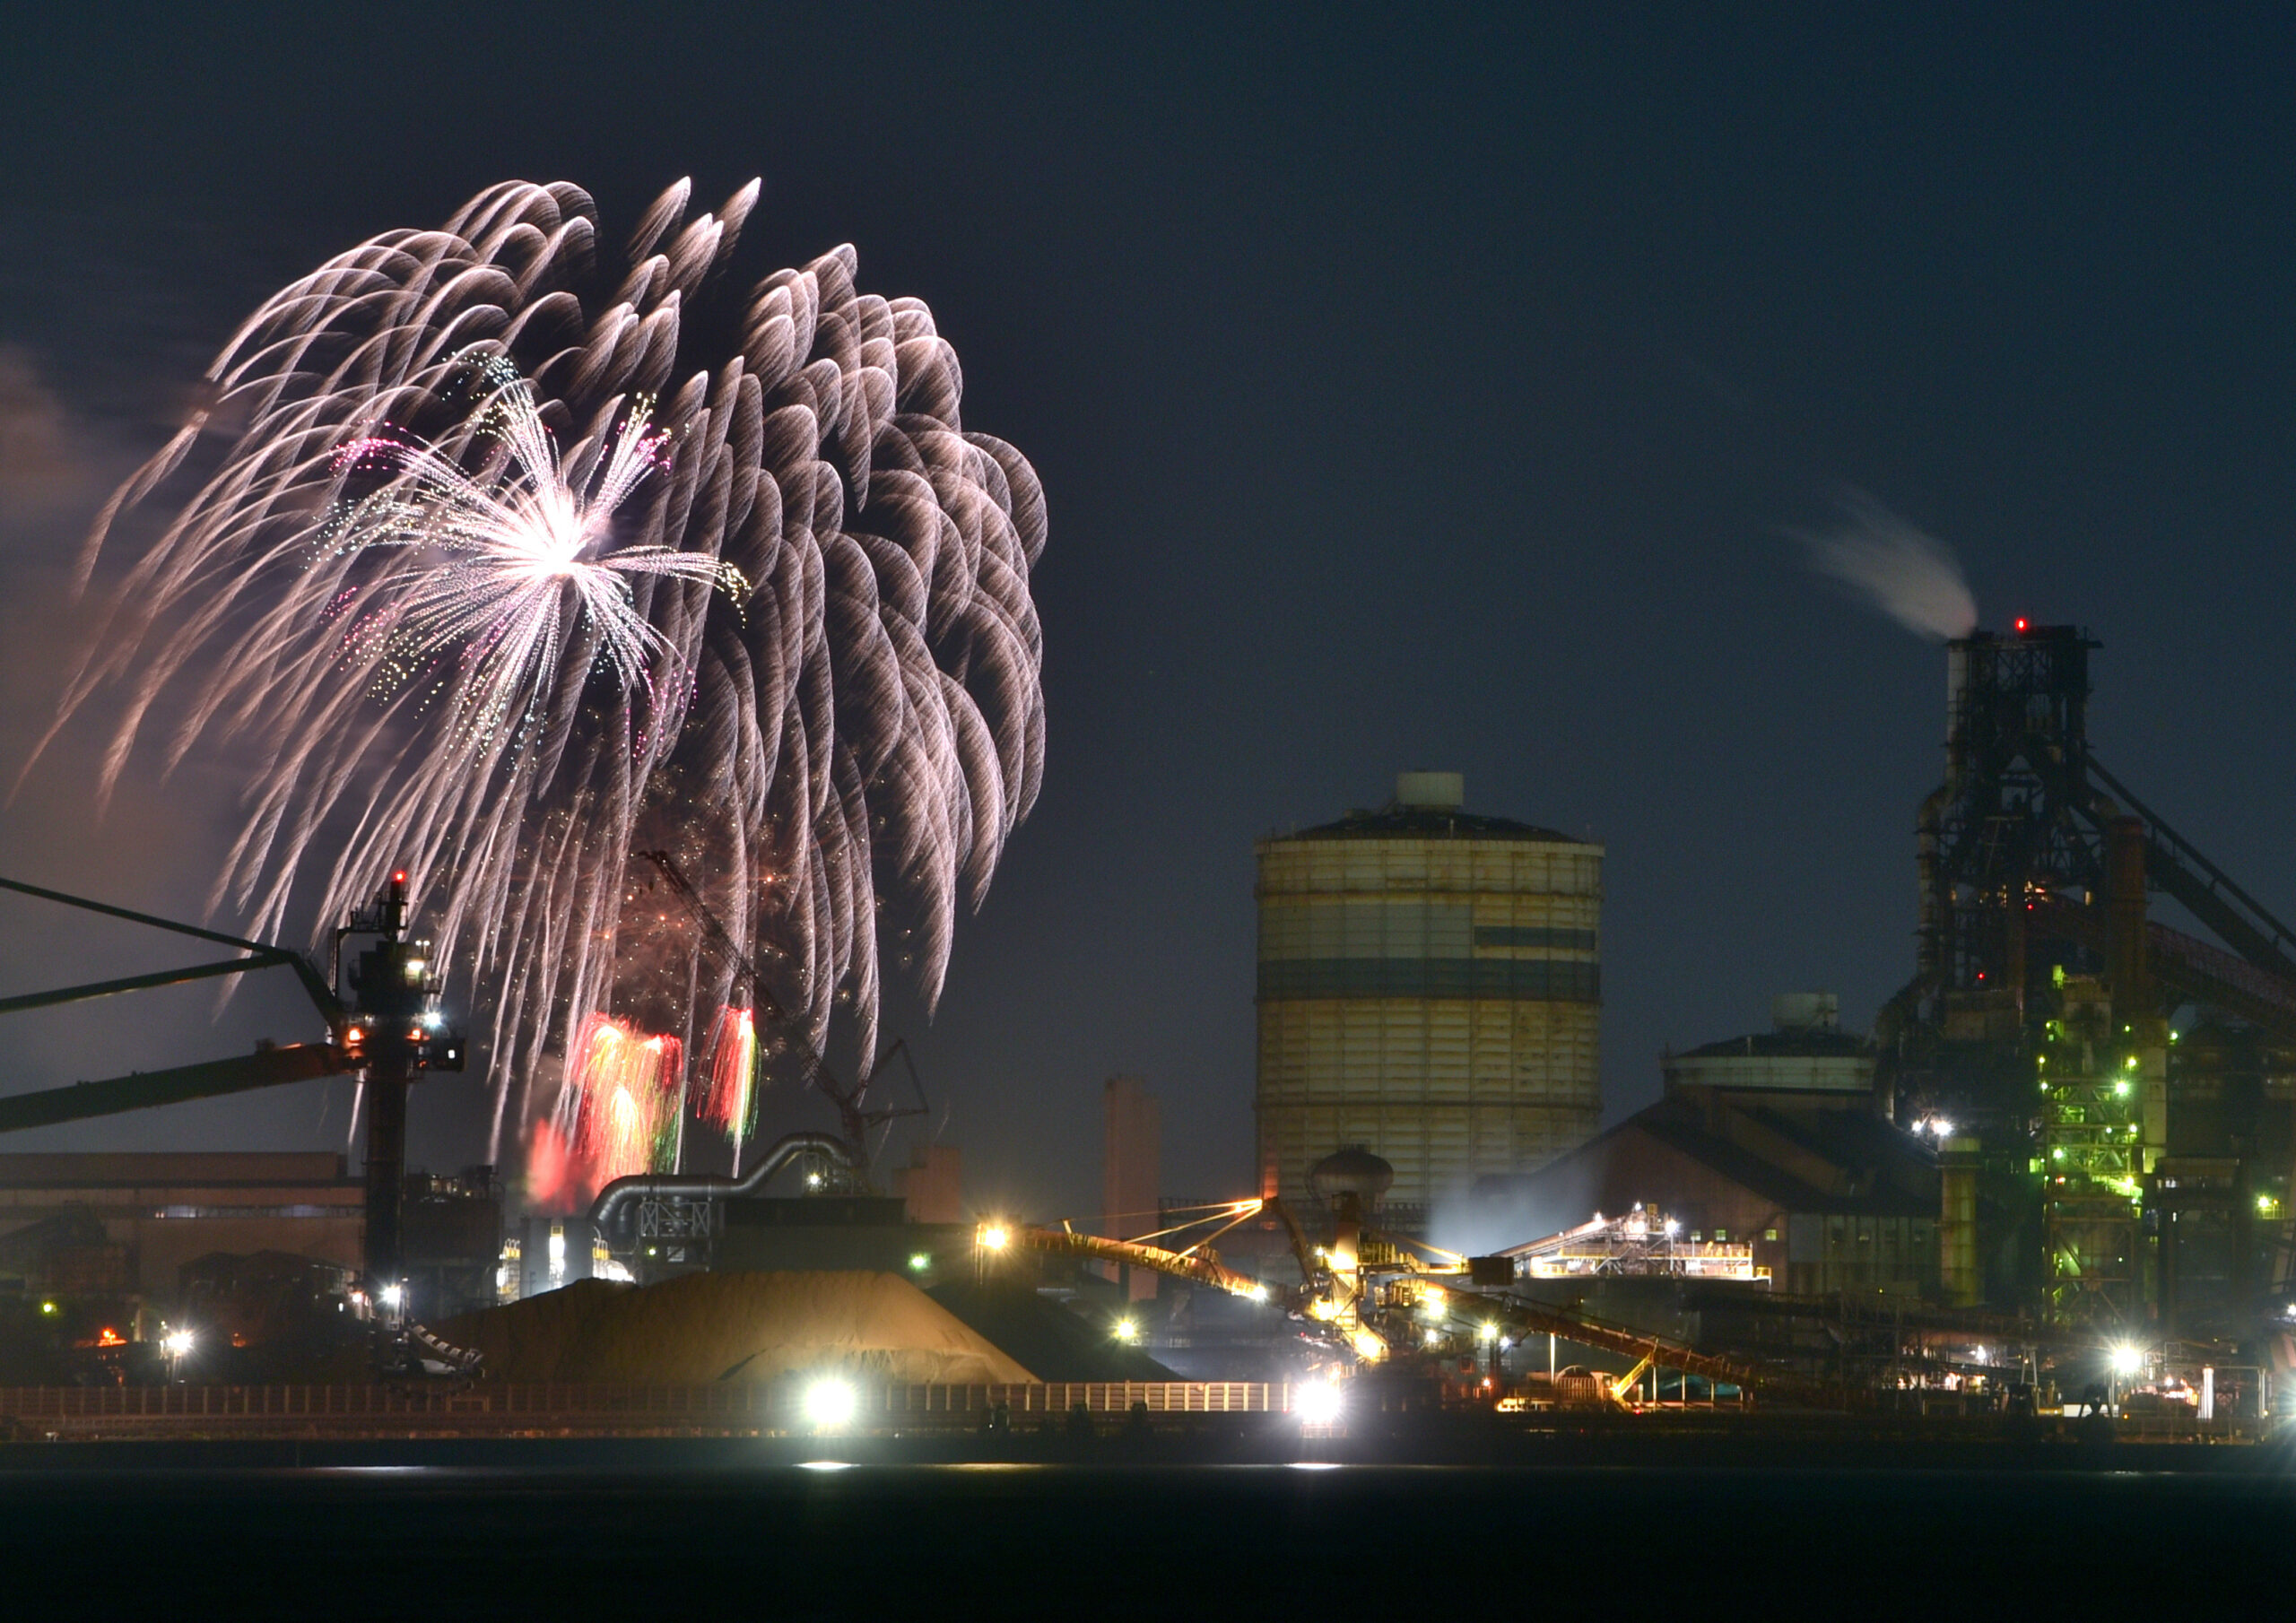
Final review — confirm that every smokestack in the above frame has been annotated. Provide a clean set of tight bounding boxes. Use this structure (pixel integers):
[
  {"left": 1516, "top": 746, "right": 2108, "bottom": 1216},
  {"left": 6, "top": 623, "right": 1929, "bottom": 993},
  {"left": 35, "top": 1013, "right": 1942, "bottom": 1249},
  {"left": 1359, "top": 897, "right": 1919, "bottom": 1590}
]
[{"left": 1103, "top": 1075, "right": 1161, "bottom": 1302}]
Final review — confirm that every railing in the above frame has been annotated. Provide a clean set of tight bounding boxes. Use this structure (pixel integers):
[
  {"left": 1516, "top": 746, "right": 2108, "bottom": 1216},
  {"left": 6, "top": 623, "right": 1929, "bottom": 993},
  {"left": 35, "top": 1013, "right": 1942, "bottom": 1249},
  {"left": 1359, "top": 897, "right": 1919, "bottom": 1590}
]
[{"left": 0, "top": 1380, "right": 1283, "bottom": 1433}]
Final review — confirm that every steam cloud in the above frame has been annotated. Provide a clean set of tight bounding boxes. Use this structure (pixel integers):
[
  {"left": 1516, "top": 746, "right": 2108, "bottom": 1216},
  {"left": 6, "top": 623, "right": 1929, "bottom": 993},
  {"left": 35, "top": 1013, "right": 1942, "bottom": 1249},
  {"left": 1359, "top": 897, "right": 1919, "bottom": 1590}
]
[{"left": 1791, "top": 489, "right": 1978, "bottom": 640}]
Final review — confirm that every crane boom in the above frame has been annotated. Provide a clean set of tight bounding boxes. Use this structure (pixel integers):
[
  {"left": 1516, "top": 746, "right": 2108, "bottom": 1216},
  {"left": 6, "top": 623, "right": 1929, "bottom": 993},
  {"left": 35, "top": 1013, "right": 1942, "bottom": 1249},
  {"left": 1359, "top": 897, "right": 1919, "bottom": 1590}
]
[
  {"left": 1008, "top": 1223, "right": 1287, "bottom": 1303},
  {"left": 0, "top": 1043, "right": 351, "bottom": 1134}
]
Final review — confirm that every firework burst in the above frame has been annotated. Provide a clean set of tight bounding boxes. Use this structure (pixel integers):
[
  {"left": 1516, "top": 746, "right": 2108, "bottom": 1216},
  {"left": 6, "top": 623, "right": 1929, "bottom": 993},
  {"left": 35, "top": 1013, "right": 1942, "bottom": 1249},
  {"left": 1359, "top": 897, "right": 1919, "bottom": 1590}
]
[
  {"left": 319, "top": 360, "right": 747, "bottom": 748},
  {"left": 562, "top": 1012, "right": 684, "bottom": 1197},
  {"left": 43, "top": 178, "right": 1048, "bottom": 1162}
]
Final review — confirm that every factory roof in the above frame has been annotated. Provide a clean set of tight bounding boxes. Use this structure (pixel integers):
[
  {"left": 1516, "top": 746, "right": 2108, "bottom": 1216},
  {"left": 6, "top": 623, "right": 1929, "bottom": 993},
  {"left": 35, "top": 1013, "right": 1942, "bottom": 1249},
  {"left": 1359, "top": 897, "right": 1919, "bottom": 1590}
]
[
  {"left": 1281, "top": 805, "right": 1584, "bottom": 844},
  {"left": 1496, "top": 1091, "right": 1935, "bottom": 1219},
  {"left": 1671, "top": 1028, "right": 1874, "bottom": 1062},
  {"left": 1637, "top": 1102, "right": 1934, "bottom": 1217}
]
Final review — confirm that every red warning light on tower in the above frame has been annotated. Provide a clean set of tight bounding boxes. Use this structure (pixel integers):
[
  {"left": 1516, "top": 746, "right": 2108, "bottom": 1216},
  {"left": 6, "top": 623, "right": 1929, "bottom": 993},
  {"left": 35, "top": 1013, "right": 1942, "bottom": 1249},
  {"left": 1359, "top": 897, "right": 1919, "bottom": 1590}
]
[{"left": 2013, "top": 618, "right": 2030, "bottom": 634}]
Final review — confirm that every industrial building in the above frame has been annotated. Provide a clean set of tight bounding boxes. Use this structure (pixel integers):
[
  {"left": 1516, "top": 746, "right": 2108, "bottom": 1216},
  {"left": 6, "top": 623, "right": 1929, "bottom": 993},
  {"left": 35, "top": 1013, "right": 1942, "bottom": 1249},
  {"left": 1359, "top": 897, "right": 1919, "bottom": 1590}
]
[
  {"left": 0, "top": 1152, "right": 365, "bottom": 1303},
  {"left": 1878, "top": 622, "right": 2296, "bottom": 1328},
  {"left": 1482, "top": 996, "right": 1940, "bottom": 1296},
  {"left": 1661, "top": 993, "right": 1878, "bottom": 1107},
  {"left": 1256, "top": 771, "right": 1603, "bottom": 1227},
  {"left": 0, "top": 1152, "right": 502, "bottom": 1331}
]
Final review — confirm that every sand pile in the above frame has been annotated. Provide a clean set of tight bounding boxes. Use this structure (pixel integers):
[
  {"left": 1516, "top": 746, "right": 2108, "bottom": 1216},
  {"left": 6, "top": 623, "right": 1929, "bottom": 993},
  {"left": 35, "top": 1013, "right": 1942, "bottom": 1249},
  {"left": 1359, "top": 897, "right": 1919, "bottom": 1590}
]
[{"left": 432, "top": 1270, "right": 1036, "bottom": 1385}]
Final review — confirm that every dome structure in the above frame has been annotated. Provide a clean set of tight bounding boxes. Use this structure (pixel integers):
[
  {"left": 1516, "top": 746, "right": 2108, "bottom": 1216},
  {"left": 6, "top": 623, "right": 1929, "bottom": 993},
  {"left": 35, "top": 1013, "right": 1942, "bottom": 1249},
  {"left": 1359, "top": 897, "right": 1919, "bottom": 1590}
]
[{"left": 1308, "top": 1146, "right": 1395, "bottom": 1209}]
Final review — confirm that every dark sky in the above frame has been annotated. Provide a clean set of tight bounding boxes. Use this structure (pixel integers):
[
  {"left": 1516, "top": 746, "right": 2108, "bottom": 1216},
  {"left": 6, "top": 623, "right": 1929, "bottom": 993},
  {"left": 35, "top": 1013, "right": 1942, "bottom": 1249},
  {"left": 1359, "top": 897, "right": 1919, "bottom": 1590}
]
[{"left": 3, "top": 7, "right": 2293, "bottom": 1221}]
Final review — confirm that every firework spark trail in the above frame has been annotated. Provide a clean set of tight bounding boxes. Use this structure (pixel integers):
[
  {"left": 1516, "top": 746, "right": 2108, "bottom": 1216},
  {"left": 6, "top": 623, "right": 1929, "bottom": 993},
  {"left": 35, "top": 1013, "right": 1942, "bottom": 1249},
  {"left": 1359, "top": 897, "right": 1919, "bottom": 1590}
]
[
  {"left": 700, "top": 1005, "right": 761, "bottom": 1167},
  {"left": 318, "top": 362, "right": 746, "bottom": 749},
  {"left": 42, "top": 178, "right": 1048, "bottom": 1161},
  {"left": 561, "top": 1012, "right": 683, "bottom": 1198}
]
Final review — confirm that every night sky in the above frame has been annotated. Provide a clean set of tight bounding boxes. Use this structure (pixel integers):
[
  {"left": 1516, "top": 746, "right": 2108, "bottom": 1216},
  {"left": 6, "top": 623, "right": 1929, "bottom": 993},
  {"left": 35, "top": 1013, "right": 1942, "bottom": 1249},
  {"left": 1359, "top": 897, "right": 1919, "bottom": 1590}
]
[{"left": 3, "top": 9, "right": 2292, "bottom": 1222}]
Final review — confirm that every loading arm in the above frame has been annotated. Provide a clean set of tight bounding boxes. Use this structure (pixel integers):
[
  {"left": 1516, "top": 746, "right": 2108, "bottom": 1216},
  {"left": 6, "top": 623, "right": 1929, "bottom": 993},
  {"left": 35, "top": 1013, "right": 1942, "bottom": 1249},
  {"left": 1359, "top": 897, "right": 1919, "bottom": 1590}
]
[
  {"left": 0, "top": 1043, "right": 351, "bottom": 1135},
  {"left": 0, "top": 876, "right": 352, "bottom": 1134},
  {"left": 1009, "top": 1224, "right": 1291, "bottom": 1305}
]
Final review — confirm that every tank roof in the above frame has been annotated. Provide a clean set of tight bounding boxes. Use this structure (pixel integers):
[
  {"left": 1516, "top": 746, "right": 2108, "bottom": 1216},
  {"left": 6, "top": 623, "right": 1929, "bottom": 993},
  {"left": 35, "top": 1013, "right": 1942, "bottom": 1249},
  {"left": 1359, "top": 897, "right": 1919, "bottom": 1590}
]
[
  {"left": 1672, "top": 1028, "right": 1874, "bottom": 1062},
  {"left": 1281, "top": 805, "right": 1586, "bottom": 845}
]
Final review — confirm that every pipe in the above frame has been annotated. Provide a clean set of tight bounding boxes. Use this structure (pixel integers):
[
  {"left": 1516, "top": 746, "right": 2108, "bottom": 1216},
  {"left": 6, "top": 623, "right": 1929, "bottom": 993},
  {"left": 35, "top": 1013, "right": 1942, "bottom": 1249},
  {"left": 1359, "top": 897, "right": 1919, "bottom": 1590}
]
[{"left": 588, "top": 1131, "right": 855, "bottom": 1246}]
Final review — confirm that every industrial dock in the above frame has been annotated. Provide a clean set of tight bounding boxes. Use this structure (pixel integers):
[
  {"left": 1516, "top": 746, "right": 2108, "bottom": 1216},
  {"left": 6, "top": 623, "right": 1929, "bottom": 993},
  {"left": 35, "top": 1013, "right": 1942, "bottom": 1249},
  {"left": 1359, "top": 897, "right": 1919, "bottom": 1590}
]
[{"left": 4, "top": 625, "right": 2295, "bottom": 1458}]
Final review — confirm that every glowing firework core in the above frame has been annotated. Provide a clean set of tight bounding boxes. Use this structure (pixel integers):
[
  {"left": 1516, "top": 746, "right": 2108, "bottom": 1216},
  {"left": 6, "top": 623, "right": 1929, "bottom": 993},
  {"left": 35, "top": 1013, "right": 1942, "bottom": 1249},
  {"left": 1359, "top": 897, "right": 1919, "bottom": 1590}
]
[
  {"left": 700, "top": 1006, "right": 761, "bottom": 1163},
  {"left": 323, "top": 365, "right": 746, "bottom": 746}
]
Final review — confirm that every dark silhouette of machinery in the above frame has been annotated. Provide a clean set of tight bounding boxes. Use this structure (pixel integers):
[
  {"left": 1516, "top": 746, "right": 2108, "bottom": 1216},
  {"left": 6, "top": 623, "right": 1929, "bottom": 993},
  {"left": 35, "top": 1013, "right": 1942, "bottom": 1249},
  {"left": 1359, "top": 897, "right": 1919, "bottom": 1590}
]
[{"left": 0, "top": 871, "right": 463, "bottom": 1302}]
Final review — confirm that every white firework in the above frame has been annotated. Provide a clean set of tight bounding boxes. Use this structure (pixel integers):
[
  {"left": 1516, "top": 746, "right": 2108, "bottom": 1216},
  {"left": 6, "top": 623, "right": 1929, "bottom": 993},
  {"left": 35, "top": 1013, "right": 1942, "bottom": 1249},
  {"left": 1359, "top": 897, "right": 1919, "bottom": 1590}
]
[
  {"left": 40, "top": 178, "right": 1049, "bottom": 1162},
  {"left": 320, "top": 364, "right": 746, "bottom": 747}
]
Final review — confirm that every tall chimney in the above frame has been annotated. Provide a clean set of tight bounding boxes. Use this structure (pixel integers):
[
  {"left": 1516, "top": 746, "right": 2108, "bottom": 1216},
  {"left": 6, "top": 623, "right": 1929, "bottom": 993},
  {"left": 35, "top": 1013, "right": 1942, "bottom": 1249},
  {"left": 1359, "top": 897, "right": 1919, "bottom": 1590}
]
[{"left": 1103, "top": 1075, "right": 1161, "bottom": 1301}]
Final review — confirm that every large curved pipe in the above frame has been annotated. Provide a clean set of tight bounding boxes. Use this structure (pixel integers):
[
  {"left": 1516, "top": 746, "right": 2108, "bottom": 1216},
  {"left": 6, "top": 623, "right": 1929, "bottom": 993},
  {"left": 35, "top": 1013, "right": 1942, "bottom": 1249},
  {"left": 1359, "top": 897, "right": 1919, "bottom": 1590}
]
[{"left": 588, "top": 1132, "right": 856, "bottom": 1246}]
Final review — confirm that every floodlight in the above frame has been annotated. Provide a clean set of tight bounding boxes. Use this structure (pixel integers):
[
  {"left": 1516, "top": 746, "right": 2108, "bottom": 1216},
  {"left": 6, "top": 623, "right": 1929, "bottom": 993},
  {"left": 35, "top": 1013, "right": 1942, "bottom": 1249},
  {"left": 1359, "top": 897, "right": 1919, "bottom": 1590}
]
[{"left": 804, "top": 1378, "right": 858, "bottom": 1429}]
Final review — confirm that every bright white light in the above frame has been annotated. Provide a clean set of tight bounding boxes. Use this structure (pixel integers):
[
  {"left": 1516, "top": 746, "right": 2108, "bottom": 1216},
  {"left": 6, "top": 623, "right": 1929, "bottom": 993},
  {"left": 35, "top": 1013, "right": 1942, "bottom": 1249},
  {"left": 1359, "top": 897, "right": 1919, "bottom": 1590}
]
[
  {"left": 804, "top": 1378, "right": 858, "bottom": 1430},
  {"left": 1247, "top": 1283, "right": 1270, "bottom": 1303},
  {"left": 1477, "top": 1321, "right": 1499, "bottom": 1342},
  {"left": 978, "top": 1223, "right": 1011, "bottom": 1251},
  {"left": 318, "top": 371, "right": 740, "bottom": 749},
  {"left": 378, "top": 1284, "right": 404, "bottom": 1311},
  {"left": 161, "top": 1330, "right": 194, "bottom": 1359},
  {"left": 1294, "top": 1383, "right": 1344, "bottom": 1426},
  {"left": 796, "top": 1461, "right": 852, "bottom": 1471},
  {"left": 2110, "top": 1345, "right": 2143, "bottom": 1377},
  {"left": 1113, "top": 1317, "right": 1139, "bottom": 1342},
  {"left": 1663, "top": 1219, "right": 1681, "bottom": 1237}
]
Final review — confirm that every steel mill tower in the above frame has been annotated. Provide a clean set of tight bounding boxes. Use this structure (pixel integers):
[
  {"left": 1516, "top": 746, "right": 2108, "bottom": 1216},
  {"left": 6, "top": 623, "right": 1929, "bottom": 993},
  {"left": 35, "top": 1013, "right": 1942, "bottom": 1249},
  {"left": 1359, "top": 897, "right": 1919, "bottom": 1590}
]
[{"left": 1255, "top": 772, "right": 1603, "bottom": 1231}]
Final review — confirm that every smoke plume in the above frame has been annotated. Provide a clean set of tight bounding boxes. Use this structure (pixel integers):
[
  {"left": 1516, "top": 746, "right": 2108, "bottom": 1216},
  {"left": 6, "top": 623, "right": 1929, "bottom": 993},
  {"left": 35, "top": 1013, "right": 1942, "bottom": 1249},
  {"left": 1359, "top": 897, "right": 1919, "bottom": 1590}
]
[{"left": 1790, "top": 488, "right": 1978, "bottom": 640}]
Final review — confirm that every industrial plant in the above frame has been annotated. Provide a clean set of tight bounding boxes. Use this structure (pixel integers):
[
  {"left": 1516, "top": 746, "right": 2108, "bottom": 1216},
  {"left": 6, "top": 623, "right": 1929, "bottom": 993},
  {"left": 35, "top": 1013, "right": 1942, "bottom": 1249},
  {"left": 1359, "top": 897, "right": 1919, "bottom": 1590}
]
[{"left": 2, "top": 623, "right": 2292, "bottom": 1446}]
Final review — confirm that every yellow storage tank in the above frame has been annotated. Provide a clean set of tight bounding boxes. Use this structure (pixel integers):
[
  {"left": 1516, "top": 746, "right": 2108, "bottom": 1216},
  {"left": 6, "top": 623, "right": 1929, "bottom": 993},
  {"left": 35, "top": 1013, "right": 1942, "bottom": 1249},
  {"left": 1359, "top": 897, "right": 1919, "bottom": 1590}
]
[{"left": 1255, "top": 771, "right": 1602, "bottom": 1230}]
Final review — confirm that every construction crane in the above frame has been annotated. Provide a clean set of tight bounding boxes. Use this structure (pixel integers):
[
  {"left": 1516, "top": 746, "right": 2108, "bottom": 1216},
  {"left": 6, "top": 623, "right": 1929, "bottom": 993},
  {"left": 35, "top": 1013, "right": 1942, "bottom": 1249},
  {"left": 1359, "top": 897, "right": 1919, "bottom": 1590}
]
[{"left": 634, "top": 850, "right": 925, "bottom": 1175}]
